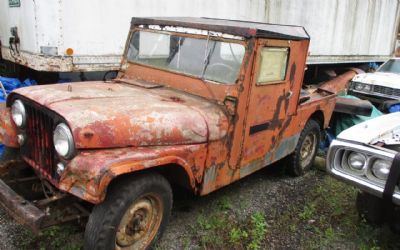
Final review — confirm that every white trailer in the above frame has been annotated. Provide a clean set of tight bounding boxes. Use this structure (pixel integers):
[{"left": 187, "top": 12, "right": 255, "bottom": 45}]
[{"left": 1, "top": 0, "right": 399, "bottom": 72}]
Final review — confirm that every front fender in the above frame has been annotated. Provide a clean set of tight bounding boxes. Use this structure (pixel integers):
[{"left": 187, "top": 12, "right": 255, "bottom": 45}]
[{"left": 58, "top": 144, "right": 207, "bottom": 204}]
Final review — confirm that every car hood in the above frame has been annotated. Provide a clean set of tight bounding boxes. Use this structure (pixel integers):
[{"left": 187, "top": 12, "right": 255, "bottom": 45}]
[
  {"left": 337, "top": 112, "right": 400, "bottom": 146},
  {"left": 352, "top": 72, "right": 400, "bottom": 88},
  {"left": 10, "top": 81, "right": 229, "bottom": 148}
]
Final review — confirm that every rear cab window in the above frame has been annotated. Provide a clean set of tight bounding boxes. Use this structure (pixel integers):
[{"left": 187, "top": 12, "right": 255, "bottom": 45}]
[{"left": 256, "top": 47, "right": 289, "bottom": 85}]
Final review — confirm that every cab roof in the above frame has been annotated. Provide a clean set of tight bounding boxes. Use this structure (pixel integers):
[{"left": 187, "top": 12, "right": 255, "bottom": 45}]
[{"left": 131, "top": 17, "right": 310, "bottom": 41}]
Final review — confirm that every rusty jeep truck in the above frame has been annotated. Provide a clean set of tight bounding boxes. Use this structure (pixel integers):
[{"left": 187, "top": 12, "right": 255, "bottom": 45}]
[{"left": 0, "top": 17, "right": 342, "bottom": 249}]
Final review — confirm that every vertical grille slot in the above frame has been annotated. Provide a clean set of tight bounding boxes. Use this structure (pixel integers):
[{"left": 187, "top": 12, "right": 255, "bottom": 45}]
[{"left": 22, "top": 103, "right": 56, "bottom": 179}]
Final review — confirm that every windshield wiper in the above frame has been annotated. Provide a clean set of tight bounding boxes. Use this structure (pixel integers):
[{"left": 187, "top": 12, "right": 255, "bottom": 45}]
[
  {"left": 198, "top": 32, "right": 217, "bottom": 100},
  {"left": 201, "top": 34, "right": 217, "bottom": 78}
]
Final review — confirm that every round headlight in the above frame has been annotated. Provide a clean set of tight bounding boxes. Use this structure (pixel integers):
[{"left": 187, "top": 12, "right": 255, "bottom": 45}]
[
  {"left": 347, "top": 152, "right": 366, "bottom": 171},
  {"left": 363, "top": 84, "right": 372, "bottom": 92},
  {"left": 371, "top": 159, "right": 391, "bottom": 180},
  {"left": 53, "top": 123, "right": 74, "bottom": 158},
  {"left": 354, "top": 83, "right": 365, "bottom": 91},
  {"left": 11, "top": 100, "right": 26, "bottom": 128}
]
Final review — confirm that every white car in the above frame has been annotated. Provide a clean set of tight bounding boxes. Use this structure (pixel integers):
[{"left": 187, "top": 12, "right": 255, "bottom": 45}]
[
  {"left": 348, "top": 58, "right": 400, "bottom": 110},
  {"left": 327, "top": 113, "right": 400, "bottom": 228}
]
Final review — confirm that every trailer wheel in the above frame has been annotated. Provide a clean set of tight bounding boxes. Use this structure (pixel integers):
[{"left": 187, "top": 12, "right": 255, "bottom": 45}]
[
  {"left": 287, "top": 119, "right": 320, "bottom": 176},
  {"left": 84, "top": 172, "right": 172, "bottom": 250},
  {"left": 356, "top": 192, "right": 384, "bottom": 224}
]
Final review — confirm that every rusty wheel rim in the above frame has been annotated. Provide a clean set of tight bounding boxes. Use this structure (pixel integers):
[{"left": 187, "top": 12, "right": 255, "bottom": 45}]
[
  {"left": 115, "top": 193, "right": 163, "bottom": 250},
  {"left": 299, "top": 133, "right": 317, "bottom": 169}
]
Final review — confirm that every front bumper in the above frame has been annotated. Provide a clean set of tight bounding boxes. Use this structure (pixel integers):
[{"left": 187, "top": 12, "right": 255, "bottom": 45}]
[
  {"left": 327, "top": 140, "right": 400, "bottom": 206},
  {"left": 0, "top": 178, "right": 45, "bottom": 232},
  {"left": 347, "top": 90, "right": 400, "bottom": 110},
  {"left": 0, "top": 158, "right": 89, "bottom": 233},
  {"left": 329, "top": 166, "right": 400, "bottom": 206}
]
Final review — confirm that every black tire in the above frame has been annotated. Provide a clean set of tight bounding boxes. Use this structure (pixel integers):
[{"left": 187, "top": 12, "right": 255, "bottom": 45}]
[
  {"left": 287, "top": 119, "right": 320, "bottom": 176},
  {"left": 84, "top": 172, "right": 173, "bottom": 250},
  {"left": 389, "top": 206, "right": 400, "bottom": 234},
  {"left": 356, "top": 192, "right": 384, "bottom": 224}
]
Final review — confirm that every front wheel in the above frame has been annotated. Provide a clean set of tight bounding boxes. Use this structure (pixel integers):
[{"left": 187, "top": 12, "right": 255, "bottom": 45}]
[
  {"left": 84, "top": 173, "right": 173, "bottom": 250},
  {"left": 356, "top": 191, "right": 385, "bottom": 225},
  {"left": 287, "top": 119, "right": 320, "bottom": 176}
]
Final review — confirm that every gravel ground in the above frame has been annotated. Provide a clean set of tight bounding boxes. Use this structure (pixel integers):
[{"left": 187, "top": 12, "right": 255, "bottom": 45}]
[
  {"left": 0, "top": 161, "right": 324, "bottom": 249},
  {"left": 158, "top": 163, "right": 322, "bottom": 249},
  {"left": 0, "top": 159, "right": 397, "bottom": 249},
  {"left": 0, "top": 207, "right": 25, "bottom": 250}
]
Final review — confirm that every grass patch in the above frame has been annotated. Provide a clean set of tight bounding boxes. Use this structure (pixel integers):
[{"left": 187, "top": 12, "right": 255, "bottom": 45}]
[
  {"left": 274, "top": 175, "right": 399, "bottom": 249},
  {"left": 193, "top": 206, "right": 268, "bottom": 250},
  {"left": 19, "top": 224, "right": 83, "bottom": 250}
]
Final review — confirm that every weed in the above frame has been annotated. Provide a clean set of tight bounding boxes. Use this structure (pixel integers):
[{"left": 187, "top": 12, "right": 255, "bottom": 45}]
[
  {"left": 19, "top": 224, "right": 83, "bottom": 250},
  {"left": 229, "top": 227, "right": 248, "bottom": 244},
  {"left": 181, "top": 237, "right": 191, "bottom": 250},
  {"left": 247, "top": 212, "right": 267, "bottom": 250},
  {"left": 218, "top": 196, "right": 233, "bottom": 211},
  {"left": 299, "top": 203, "right": 316, "bottom": 221}
]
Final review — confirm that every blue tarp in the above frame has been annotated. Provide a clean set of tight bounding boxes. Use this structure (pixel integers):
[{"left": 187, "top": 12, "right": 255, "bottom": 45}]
[
  {"left": 389, "top": 104, "right": 400, "bottom": 113},
  {"left": 0, "top": 76, "right": 37, "bottom": 157}
]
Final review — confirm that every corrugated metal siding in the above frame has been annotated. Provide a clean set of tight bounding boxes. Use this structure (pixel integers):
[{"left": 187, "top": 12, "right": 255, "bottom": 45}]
[
  {"left": 0, "top": 0, "right": 399, "bottom": 66},
  {"left": 263, "top": 0, "right": 400, "bottom": 63}
]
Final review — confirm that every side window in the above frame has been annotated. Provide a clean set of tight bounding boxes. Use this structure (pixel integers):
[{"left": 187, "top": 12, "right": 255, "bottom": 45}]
[{"left": 256, "top": 47, "right": 289, "bottom": 84}]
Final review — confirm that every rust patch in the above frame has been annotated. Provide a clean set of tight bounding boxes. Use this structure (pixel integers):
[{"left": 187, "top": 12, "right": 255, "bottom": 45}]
[
  {"left": 169, "top": 96, "right": 185, "bottom": 103},
  {"left": 0, "top": 104, "right": 18, "bottom": 147}
]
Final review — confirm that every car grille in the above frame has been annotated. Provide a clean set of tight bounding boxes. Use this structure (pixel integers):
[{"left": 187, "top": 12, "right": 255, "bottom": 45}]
[
  {"left": 21, "top": 102, "right": 57, "bottom": 180},
  {"left": 372, "top": 85, "right": 400, "bottom": 97}
]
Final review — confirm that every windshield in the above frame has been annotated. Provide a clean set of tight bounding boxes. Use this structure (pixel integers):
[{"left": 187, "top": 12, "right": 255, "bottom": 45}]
[
  {"left": 127, "top": 30, "right": 246, "bottom": 84},
  {"left": 378, "top": 59, "right": 400, "bottom": 74}
]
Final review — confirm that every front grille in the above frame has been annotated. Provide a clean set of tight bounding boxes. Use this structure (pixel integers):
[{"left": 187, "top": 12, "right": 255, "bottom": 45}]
[
  {"left": 21, "top": 102, "right": 57, "bottom": 180},
  {"left": 373, "top": 85, "right": 400, "bottom": 97}
]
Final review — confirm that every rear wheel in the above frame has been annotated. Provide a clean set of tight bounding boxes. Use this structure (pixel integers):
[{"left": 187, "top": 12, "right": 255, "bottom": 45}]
[
  {"left": 84, "top": 173, "right": 172, "bottom": 250},
  {"left": 287, "top": 119, "right": 320, "bottom": 176}
]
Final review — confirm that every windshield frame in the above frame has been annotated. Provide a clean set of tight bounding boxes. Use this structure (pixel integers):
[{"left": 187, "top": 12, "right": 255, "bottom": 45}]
[
  {"left": 377, "top": 59, "right": 400, "bottom": 74},
  {"left": 123, "top": 28, "right": 248, "bottom": 85}
]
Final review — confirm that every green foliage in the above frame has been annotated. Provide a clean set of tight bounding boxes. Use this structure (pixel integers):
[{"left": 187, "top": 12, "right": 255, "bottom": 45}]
[
  {"left": 229, "top": 228, "right": 248, "bottom": 245},
  {"left": 20, "top": 225, "right": 83, "bottom": 250},
  {"left": 193, "top": 209, "right": 268, "bottom": 250},
  {"left": 247, "top": 212, "right": 267, "bottom": 250},
  {"left": 299, "top": 203, "right": 316, "bottom": 221},
  {"left": 218, "top": 196, "right": 233, "bottom": 211}
]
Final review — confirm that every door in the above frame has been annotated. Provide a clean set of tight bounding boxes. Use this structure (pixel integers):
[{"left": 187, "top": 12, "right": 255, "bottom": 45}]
[{"left": 239, "top": 38, "right": 303, "bottom": 166}]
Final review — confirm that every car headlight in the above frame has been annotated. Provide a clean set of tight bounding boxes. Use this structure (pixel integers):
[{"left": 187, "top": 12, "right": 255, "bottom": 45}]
[
  {"left": 53, "top": 123, "right": 75, "bottom": 158},
  {"left": 354, "top": 82, "right": 364, "bottom": 91},
  {"left": 371, "top": 159, "right": 391, "bottom": 180},
  {"left": 11, "top": 100, "right": 26, "bottom": 128},
  {"left": 353, "top": 82, "right": 371, "bottom": 92},
  {"left": 347, "top": 152, "right": 366, "bottom": 171}
]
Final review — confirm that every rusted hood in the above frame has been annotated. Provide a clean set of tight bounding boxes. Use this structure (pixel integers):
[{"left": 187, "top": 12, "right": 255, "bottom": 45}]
[{"left": 10, "top": 81, "right": 229, "bottom": 148}]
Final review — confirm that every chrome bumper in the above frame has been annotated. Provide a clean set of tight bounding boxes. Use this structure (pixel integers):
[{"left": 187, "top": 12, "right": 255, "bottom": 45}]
[{"left": 327, "top": 140, "right": 400, "bottom": 206}]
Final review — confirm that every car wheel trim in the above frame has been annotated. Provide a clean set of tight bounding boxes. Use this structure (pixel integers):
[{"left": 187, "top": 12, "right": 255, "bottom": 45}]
[{"left": 115, "top": 193, "right": 163, "bottom": 250}]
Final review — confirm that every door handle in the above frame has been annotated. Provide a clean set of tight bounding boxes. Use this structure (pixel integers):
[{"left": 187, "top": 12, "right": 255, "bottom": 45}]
[{"left": 286, "top": 90, "right": 293, "bottom": 99}]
